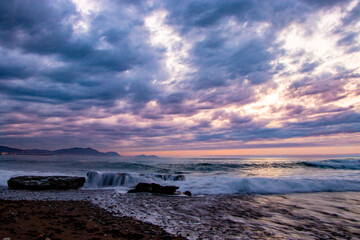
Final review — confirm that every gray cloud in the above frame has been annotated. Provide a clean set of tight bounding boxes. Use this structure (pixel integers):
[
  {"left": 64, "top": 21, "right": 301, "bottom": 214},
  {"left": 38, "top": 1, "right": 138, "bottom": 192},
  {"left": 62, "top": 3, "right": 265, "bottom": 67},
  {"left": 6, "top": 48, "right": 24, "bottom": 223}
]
[
  {"left": 0, "top": 0, "right": 359, "bottom": 152},
  {"left": 299, "top": 62, "right": 320, "bottom": 73}
]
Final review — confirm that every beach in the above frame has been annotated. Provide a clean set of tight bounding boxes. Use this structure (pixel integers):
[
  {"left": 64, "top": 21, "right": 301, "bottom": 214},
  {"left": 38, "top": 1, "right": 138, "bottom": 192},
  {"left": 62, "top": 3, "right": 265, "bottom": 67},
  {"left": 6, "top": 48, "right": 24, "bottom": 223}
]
[
  {"left": 1, "top": 189, "right": 360, "bottom": 240},
  {"left": 0, "top": 199, "right": 185, "bottom": 240},
  {"left": 94, "top": 191, "right": 360, "bottom": 239}
]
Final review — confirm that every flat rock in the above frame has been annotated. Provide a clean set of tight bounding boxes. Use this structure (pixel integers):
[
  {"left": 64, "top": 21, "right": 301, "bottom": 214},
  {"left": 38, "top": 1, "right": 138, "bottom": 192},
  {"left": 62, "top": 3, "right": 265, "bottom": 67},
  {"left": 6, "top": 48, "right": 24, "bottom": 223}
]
[
  {"left": 7, "top": 176, "right": 85, "bottom": 190},
  {"left": 128, "top": 183, "right": 179, "bottom": 195}
]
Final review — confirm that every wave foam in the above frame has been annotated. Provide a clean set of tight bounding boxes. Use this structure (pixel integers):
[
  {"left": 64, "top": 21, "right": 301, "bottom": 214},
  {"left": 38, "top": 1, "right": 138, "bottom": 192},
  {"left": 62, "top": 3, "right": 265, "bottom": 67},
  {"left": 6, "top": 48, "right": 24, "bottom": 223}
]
[
  {"left": 175, "top": 176, "right": 360, "bottom": 195},
  {"left": 84, "top": 171, "right": 360, "bottom": 195},
  {"left": 301, "top": 159, "right": 360, "bottom": 170},
  {"left": 84, "top": 171, "right": 185, "bottom": 188}
]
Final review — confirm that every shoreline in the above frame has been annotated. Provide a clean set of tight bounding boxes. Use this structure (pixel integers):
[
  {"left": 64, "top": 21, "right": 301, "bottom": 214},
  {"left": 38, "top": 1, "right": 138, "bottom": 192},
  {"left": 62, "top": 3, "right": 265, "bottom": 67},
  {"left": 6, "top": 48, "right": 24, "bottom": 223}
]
[
  {"left": 0, "top": 199, "right": 186, "bottom": 240},
  {"left": 1, "top": 190, "right": 360, "bottom": 239}
]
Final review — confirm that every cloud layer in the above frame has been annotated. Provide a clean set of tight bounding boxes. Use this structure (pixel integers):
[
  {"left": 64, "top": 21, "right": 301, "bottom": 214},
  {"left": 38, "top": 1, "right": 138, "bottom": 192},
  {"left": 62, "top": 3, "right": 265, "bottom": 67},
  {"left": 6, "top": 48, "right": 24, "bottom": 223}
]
[{"left": 1, "top": 0, "right": 359, "bottom": 154}]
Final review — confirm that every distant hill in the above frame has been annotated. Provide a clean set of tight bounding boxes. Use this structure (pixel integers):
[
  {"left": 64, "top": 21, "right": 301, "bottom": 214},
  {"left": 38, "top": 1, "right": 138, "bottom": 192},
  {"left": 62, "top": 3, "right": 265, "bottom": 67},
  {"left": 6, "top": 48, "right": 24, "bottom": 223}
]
[
  {"left": 0, "top": 145, "right": 120, "bottom": 156},
  {"left": 134, "top": 154, "right": 159, "bottom": 158},
  {"left": 22, "top": 149, "right": 53, "bottom": 155},
  {"left": 54, "top": 147, "right": 103, "bottom": 156},
  {"left": 104, "top": 152, "right": 120, "bottom": 157},
  {"left": 0, "top": 146, "right": 24, "bottom": 154}
]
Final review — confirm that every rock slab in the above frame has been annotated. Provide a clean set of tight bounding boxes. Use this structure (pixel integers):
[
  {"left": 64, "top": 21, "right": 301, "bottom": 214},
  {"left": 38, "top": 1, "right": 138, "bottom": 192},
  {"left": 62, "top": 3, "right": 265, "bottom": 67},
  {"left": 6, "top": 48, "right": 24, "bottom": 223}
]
[
  {"left": 128, "top": 183, "right": 179, "bottom": 195},
  {"left": 7, "top": 176, "right": 86, "bottom": 190}
]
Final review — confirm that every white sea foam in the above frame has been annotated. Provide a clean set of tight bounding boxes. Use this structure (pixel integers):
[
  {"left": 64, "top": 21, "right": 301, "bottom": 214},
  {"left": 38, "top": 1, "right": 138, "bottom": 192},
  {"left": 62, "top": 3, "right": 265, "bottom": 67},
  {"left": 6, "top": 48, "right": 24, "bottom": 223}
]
[
  {"left": 83, "top": 171, "right": 360, "bottom": 195},
  {"left": 83, "top": 171, "right": 185, "bottom": 190},
  {"left": 1, "top": 156, "right": 360, "bottom": 195},
  {"left": 2, "top": 168, "right": 360, "bottom": 195},
  {"left": 173, "top": 175, "right": 360, "bottom": 195},
  {"left": 93, "top": 191, "right": 360, "bottom": 240},
  {"left": 302, "top": 159, "right": 360, "bottom": 170}
]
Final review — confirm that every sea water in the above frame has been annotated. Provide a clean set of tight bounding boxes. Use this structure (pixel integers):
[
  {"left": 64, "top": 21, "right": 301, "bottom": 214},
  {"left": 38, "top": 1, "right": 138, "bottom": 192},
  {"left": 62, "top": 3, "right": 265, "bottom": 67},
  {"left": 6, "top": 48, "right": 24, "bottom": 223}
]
[
  {"left": 1, "top": 155, "right": 360, "bottom": 239},
  {"left": 1, "top": 155, "right": 360, "bottom": 194}
]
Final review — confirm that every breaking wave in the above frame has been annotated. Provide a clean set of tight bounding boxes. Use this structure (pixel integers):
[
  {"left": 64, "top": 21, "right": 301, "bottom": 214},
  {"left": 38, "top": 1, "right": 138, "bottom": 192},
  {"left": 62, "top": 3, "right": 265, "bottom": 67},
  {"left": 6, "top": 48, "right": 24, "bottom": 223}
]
[
  {"left": 84, "top": 171, "right": 185, "bottom": 188},
  {"left": 300, "top": 159, "right": 360, "bottom": 170},
  {"left": 159, "top": 159, "right": 360, "bottom": 173},
  {"left": 83, "top": 171, "right": 360, "bottom": 195},
  {"left": 176, "top": 176, "right": 360, "bottom": 195}
]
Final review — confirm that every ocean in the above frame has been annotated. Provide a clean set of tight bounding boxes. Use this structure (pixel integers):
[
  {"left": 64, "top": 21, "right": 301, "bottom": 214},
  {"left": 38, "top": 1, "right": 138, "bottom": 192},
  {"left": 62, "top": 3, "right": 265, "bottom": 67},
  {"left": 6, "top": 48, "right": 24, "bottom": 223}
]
[{"left": 1, "top": 155, "right": 360, "bottom": 239}]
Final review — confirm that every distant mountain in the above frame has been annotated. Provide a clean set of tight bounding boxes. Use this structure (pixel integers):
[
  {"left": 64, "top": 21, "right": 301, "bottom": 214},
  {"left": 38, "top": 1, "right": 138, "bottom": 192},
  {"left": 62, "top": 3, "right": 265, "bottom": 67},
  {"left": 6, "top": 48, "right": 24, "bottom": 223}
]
[
  {"left": 54, "top": 147, "right": 103, "bottom": 156},
  {"left": 104, "top": 152, "right": 120, "bottom": 157},
  {"left": 52, "top": 147, "right": 120, "bottom": 156},
  {"left": 0, "top": 146, "right": 24, "bottom": 154},
  {"left": 23, "top": 149, "right": 53, "bottom": 155},
  {"left": 134, "top": 154, "right": 159, "bottom": 158},
  {"left": 0, "top": 145, "right": 120, "bottom": 156}
]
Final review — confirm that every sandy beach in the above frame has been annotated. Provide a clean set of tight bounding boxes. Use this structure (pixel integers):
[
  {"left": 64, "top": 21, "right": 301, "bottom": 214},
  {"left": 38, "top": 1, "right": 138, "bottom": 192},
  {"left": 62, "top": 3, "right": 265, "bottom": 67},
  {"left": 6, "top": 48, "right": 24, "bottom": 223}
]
[{"left": 0, "top": 200, "right": 185, "bottom": 240}]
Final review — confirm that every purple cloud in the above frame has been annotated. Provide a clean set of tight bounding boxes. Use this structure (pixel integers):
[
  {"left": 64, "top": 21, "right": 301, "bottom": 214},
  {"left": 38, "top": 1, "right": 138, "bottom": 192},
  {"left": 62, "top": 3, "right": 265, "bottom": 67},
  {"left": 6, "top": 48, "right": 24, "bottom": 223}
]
[{"left": 0, "top": 0, "right": 359, "bottom": 153}]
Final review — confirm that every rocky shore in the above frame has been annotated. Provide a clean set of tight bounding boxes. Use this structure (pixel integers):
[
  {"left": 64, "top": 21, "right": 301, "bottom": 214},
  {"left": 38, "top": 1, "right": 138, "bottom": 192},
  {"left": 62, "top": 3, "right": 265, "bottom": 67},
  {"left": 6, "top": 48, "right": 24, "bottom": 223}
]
[{"left": 0, "top": 200, "right": 186, "bottom": 240}]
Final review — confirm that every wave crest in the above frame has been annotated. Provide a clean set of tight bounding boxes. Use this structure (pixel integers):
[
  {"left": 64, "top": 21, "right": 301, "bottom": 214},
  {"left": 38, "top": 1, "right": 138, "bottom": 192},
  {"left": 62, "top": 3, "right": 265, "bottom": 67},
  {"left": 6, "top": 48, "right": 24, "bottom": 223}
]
[
  {"left": 84, "top": 171, "right": 185, "bottom": 188},
  {"left": 301, "top": 159, "right": 360, "bottom": 170}
]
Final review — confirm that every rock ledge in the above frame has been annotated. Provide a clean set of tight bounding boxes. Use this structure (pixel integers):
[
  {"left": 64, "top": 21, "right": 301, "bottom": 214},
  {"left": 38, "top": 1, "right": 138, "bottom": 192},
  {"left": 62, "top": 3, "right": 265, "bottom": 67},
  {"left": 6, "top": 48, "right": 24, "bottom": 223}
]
[
  {"left": 7, "top": 176, "right": 85, "bottom": 190},
  {"left": 128, "top": 183, "right": 179, "bottom": 195}
]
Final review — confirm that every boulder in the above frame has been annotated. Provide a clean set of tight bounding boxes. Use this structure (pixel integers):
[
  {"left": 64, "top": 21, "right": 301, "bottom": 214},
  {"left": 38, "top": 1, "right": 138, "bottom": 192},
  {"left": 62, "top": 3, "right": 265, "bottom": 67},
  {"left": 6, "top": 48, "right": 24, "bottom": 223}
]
[
  {"left": 128, "top": 183, "right": 179, "bottom": 195},
  {"left": 183, "top": 191, "right": 192, "bottom": 196},
  {"left": 7, "top": 176, "right": 86, "bottom": 190}
]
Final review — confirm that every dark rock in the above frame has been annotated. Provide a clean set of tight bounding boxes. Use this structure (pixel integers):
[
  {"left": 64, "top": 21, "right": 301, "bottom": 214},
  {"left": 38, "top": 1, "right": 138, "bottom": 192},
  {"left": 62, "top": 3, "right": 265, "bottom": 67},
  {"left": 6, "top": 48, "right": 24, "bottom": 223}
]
[
  {"left": 125, "top": 233, "right": 144, "bottom": 239},
  {"left": 183, "top": 191, "right": 192, "bottom": 196},
  {"left": 128, "top": 183, "right": 179, "bottom": 195},
  {"left": 7, "top": 176, "right": 85, "bottom": 190}
]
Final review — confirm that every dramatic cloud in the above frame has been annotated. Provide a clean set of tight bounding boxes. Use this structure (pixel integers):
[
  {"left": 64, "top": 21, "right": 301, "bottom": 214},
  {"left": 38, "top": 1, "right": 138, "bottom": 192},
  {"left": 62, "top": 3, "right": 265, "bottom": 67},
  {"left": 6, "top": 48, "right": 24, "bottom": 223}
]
[{"left": 0, "top": 0, "right": 359, "bottom": 155}]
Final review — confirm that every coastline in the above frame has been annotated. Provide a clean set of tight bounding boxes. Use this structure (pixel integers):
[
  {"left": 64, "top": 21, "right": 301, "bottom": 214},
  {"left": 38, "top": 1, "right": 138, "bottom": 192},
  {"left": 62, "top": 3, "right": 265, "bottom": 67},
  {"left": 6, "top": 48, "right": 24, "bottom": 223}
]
[
  {"left": 1, "top": 189, "right": 360, "bottom": 239},
  {"left": 0, "top": 199, "right": 185, "bottom": 240}
]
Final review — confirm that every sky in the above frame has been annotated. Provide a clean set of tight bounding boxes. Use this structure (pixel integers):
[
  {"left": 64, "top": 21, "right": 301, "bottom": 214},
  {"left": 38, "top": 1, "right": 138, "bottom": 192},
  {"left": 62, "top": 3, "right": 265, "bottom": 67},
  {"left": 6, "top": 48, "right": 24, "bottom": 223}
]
[{"left": 0, "top": 0, "right": 359, "bottom": 156}]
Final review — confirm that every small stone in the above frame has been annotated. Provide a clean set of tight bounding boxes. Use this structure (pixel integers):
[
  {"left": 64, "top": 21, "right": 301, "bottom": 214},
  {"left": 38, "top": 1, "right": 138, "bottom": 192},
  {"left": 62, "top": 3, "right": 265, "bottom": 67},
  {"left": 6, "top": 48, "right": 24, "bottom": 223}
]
[{"left": 183, "top": 191, "right": 192, "bottom": 196}]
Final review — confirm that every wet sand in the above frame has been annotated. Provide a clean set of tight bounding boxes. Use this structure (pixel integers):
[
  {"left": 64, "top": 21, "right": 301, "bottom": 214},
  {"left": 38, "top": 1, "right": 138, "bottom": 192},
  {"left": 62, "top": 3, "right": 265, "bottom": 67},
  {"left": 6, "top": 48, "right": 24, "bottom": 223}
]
[
  {"left": 96, "top": 191, "right": 360, "bottom": 239},
  {"left": 0, "top": 200, "right": 185, "bottom": 240},
  {"left": 1, "top": 190, "right": 360, "bottom": 239}
]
